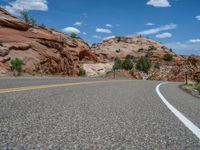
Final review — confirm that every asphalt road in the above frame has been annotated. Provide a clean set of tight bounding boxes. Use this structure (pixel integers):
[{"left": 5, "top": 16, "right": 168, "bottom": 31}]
[{"left": 0, "top": 77, "right": 200, "bottom": 149}]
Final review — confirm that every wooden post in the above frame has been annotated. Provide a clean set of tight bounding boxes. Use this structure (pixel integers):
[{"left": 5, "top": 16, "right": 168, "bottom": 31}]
[{"left": 185, "top": 72, "right": 188, "bottom": 85}]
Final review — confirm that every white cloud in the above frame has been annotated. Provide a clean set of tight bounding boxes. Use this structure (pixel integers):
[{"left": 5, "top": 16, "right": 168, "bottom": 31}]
[
  {"left": 165, "top": 41, "right": 200, "bottom": 55},
  {"left": 146, "top": 22, "right": 154, "bottom": 26},
  {"left": 188, "top": 39, "right": 200, "bottom": 43},
  {"left": 82, "top": 32, "right": 87, "bottom": 35},
  {"left": 156, "top": 32, "right": 172, "bottom": 38},
  {"left": 96, "top": 28, "right": 112, "bottom": 34},
  {"left": 147, "top": 0, "right": 171, "bottom": 7},
  {"left": 74, "top": 22, "right": 82, "bottom": 26},
  {"left": 104, "top": 36, "right": 115, "bottom": 40},
  {"left": 62, "top": 27, "right": 80, "bottom": 34},
  {"left": 195, "top": 16, "right": 200, "bottom": 21},
  {"left": 106, "top": 24, "right": 113, "bottom": 28},
  {"left": 93, "top": 35, "right": 102, "bottom": 39},
  {"left": 137, "top": 23, "right": 177, "bottom": 35},
  {"left": 1, "top": 0, "right": 48, "bottom": 16}
]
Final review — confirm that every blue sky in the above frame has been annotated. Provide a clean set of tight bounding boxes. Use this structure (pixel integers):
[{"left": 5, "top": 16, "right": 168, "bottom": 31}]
[{"left": 0, "top": 0, "right": 200, "bottom": 55}]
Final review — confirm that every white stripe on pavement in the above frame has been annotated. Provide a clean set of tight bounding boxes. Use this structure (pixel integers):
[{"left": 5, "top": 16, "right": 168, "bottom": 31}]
[{"left": 156, "top": 82, "right": 200, "bottom": 140}]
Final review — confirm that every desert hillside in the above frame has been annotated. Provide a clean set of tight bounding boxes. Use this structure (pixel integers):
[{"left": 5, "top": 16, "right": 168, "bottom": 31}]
[
  {"left": 0, "top": 8, "right": 98, "bottom": 76},
  {"left": 0, "top": 8, "right": 199, "bottom": 81}
]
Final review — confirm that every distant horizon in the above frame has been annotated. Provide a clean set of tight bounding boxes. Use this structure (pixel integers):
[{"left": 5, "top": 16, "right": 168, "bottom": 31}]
[{"left": 0, "top": 0, "right": 200, "bottom": 55}]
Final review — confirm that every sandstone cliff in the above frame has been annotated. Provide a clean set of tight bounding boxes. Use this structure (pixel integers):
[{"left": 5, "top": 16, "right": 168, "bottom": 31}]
[{"left": 0, "top": 8, "right": 98, "bottom": 76}]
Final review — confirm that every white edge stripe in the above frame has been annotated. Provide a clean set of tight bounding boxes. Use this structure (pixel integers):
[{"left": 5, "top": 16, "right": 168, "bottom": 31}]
[{"left": 156, "top": 82, "right": 200, "bottom": 139}]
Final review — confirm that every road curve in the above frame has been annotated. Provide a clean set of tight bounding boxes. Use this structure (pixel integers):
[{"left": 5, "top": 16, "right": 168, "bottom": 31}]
[{"left": 0, "top": 78, "right": 200, "bottom": 149}]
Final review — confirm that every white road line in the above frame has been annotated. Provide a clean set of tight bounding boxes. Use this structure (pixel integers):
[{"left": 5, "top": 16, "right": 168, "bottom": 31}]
[{"left": 156, "top": 82, "right": 200, "bottom": 140}]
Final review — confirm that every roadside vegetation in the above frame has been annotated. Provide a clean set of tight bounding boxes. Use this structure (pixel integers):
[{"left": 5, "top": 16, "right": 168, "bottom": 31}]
[
  {"left": 79, "top": 68, "right": 86, "bottom": 76},
  {"left": 136, "top": 56, "right": 151, "bottom": 73},
  {"left": 20, "top": 10, "right": 36, "bottom": 26},
  {"left": 163, "top": 53, "right": 173, "bottom": 61},
  {"left": 11, "top": 58, "right": 23, "bottom": 76},
  {"left": 182, "top": 74, "right": 200, "bottom": 97}
]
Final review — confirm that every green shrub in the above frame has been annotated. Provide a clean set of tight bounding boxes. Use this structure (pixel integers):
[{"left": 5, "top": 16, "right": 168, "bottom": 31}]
[
  {"left": 163, "top": 53, "right": 173, "bottom": 61},
  {"left": 125, "top": 55, "right": 134, "bottom": 60},
  {"left": 20, "top": 10, "right": 29, "bottom": 23},
  {"left": 70, "top": 33, "right": 77, "bottom": 38},
  {"left": 20, "top": 10, "right": 36, "bottom": 26},
  {"left": 122, "top": 58, "right": 133, "bottom": 70},
  {"left": 116, "top": 49, "right": 121, "bottom": 53},
  {"left": 154, "top": 62, "right": 160, "bottom": 69},
  {"left": 148, "top": 46, "right": 156, "bottom": 51},
  {"left": 30, "top": 18, "right": 36, "bottom": 26},
  {"left": 196, "top": 74, "right": 200, "bottom": 83},
  {"left": 113, "top": 58, "right": 123, "bottom": 70},
  {"left": 136, "top": 56, "right": 151, "bottom": 73},
  {"left": 79, "top": 68, "right": 86, "bottom": 76},
  {"left": 196, "top": 83, "right": 200, "bottom": 94},
  {"left": 11, "top": 58, "right": 23, "bottom": 76}
]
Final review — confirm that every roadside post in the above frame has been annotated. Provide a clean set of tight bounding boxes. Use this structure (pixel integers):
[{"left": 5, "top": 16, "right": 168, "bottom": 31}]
[{"left": 183, "top": 67, "right": 188, "bottom": 85}]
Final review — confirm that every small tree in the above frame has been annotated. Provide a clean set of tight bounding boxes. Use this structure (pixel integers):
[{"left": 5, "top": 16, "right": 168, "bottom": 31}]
[
  {"left": 20, "top": 10, "right": 29, "bottom": 23},
  {"left": 163, "top": 53, "right": 173, "bottom": 61},
  {"left": 136, "top": 56, "right": 151, "bottom": 73},
  {"left": 154, "top": 62, "right": 160, "bottom": 69},
  {"left": 70, "top": 33, "right": 77, "bottom": 38},
  {"left": 113, "top": 58, "right": 123, "bottom": 70},
  {"left": 11, "top": 58, "right": 23, "bottom": 76},
  {"left": 122, "top": 58, "right": 133, "bottom": 70},
  {"left": 30, "top": 18, "right": 36, "bottom": 26},
  {"left": 125, "top": 55, "right": 134, "bottom": 60},
  {"left": 79, "top": 68, "right": 86, "bottom": 76}
]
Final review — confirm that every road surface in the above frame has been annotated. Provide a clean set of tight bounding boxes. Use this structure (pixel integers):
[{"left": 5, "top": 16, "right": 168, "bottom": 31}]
[{"left": 0, "top": 77, "right": 200, "bottom": 149}]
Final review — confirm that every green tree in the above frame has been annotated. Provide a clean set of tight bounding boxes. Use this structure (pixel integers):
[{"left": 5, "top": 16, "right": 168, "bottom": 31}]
[
  {"left": 20, "top": 10, "right": 29, "bottom": 23},
  {"left": 136, "top": 56, "right": 151, "bottom": 73},
  {"left": 154, "top": 62, "right": 160, "bottom": 69},
  {"left": 122, "top": 58, "right": 133, "bottom": 70},
  {"left": 79, "top": 68, "right": 86, "bottom": 76},
  {"left": 11, "top": 58, "right": 23, "bottom": 76},
  {"left": 113, "top": 58, "right": 123, "bottom": 70},
  {"left": 30, "top": 18, "right": 36, "bottom": 26},
  {"left": 163, "top": 53, "right": 173, "bottom": 61},
  {"left": 70, "top": 32, "right": 77, "bottom": 38}
]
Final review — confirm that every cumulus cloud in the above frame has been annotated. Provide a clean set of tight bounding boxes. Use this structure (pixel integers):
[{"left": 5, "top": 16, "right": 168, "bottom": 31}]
[
  {"left": 93, "top": 35, "right": 102, "bottom": 39},
  {"left": 106, "top": 24, "right": 113, "bottom": 28},
  {"left": 147, "top": 0, "right": 171, "bottom": 7},
  {"left": 62, "top": 27, "right": 80, "bottom": 34},
  {"left": 195, "top": 16, "right": 200, "bottom": 21},
  {"left": 137, "top": 23, "right": 177, "bottom": 35},
  {"left": 146, "top": 22, "right": 154, "bottom": 26},
  {"left": 165, "top": 41, "right": 200, "bottom": 55},
  {"left": 96, "top": 28, "right": 112, "bottom": 34},
  {"left": 156, "top": 32, "right": 172, "bottom": 38},
  {"left": 188, "top": 39, "right": 200, "bottom": 43},
  {"left": 74, "top": 22, "right": 82, "bottom": 26},
  {"left": 1, "top": 0, "right": 48, "bottom": 16}
]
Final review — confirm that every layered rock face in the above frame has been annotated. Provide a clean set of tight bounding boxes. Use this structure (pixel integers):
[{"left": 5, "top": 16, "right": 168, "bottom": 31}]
[
  {"left": 91, "top": 36, "right": 200, "bottom": 81},
  {"left": 0, "top": 8, "right": 98, "bottom": 76}
]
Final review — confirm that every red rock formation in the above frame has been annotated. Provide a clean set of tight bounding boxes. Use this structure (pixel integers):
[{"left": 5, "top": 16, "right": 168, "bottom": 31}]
[{"left": 0, "top": 8, "right": 98, "bottom": 76}]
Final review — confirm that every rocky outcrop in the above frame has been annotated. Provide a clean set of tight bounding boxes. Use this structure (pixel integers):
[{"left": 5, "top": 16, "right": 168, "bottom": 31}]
[
  {"left": 0, "top": 8, "right": 29, "bottom": 31},
  {"left": 92, "top": 36, "right": 199, "bottom": 81},
  {"left": 0, "top": 8, "right": 98, "bottom": 76}
]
